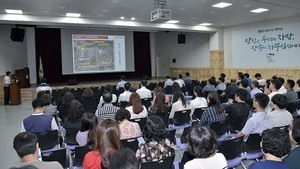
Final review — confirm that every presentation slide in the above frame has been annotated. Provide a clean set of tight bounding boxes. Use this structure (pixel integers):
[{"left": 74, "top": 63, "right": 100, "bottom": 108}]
[
  {"left": 72, "top": 34, "right": 126, "bottom": 73},
  {"left": 61, "top": 29, "right": 135, "bottom": 75}
]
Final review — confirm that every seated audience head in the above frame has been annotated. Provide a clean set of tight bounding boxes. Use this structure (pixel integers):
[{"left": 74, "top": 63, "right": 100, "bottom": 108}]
[
  {"left": 220, "top": 73, "right": 226, "bottom": 78},
  {"left": 290, "top": 119, "right": 300, "bottom": 145},
  {"left": 172, "top": 91, "right": 186, "bottom": 107},
  {"left": 278, "top": 77, "right": 285, "bottom": 86},
  {"left": 40, "top": 93, "right": 52, "bottom": 106},
  {"left": 207, "top": 92, "right": 222, "bottom": 113},
  {"left": 254, "top": 73, "right": 262, "bottom": 79},
  {"left": 193, "top": 85, "right": 203, "bottom": 97},
  {"left": 238, "top": 72, "right": 244, "bottom": 80},
  {"left": 105, "top": 84, "right": 113, "bottom": 92},
  {"left": 141, "top": 79, "right": 147, "bottom": 87},
  {"left": 172, "top": 77, "right": 177, "bottom": 81},
  {"left": 230, "top": 78, "right": 237, "bottom": 84},
  {"left": 6, "top": 71, "right": 11, "bottom": 76},
  {"left": 266, "top": 79, "right": 271, "bottom": 89},
  {"left": 36, "top": 91, "right": 46, "bottom": 99},
  {"left": 82, "top": 87, "right": 94, "bottom": 98},
  {"left": 172, "top": 82, "right": 181, "bottom": 93},
  {"left": 244, "top": 73, "right": 250, "bottom": 78},
  {"left": 187, "top": 125, "right": 217, "bottom": 158},
  {"left": 61, "top": 87, "right": 70, "bottom": 97},
  {"left": 31, "top": 98, "right": 45, "bottom": 112},
  {"left": 240, "top": 79, "right": 248, "bottom": 88},
  {"left": 13, "top": 132, "right": 38, "bottom": 159},
  {"left": 67, "top": 100, "right": 84, "bottom": 122},
  {"left": 218, "top": 77, "right": 225, "bottom": 84},
  {"left": 253, "top": 93, "right": 269, "bottom": 110},
  {"left": 94, "top": 119, "right": 121, "bottom": 169},
  {"left": 115, "top": 108, "right": 131, "bottom": 122},
  {"left": 120, "top": 75, "right": 125, "bottom": 81},
  {"left": 128, "top": 93, "right": 143, "bottom": 114},
  {"left": 62, "top": 92, "right": 75, "bottom": 106},
  {"left": 40, "top": 77, "right": 47, "bottom": 84},
  {"left": 154, "top": 86, "right": 164, "bottom": 95},
  {"left": 261, "top": 128, "right": 290, "bottom": 158},
  {"left": 251, "top": 80, "right": 259, "bottom": 89},
  {"left": 165, "top": 75, "right": 171, "bottom": 79},
  {"left": 178, "top": 74, "right": 183, "bottom": 79},
  {"left": 208, "top": 78, "right": 214, "bottom": 85},
  {"left": 143, "top": 115, "right": 167, "bottom": 142},
  {"left": 297, "top": 79, "right": 300, "bottom": 88},
  {"left": 109, "top": 148, "right": 140, "bottom": 169},
  {"left": 271, "top": 94, "right": 288, "bottom": 109},
  {"left": 235, "top": 88, "right": 248, "bottom": 102},
  {"left": 270, "top": 79, "right": 282, "bottom": 91},
  {"left": 80, "top": 113, "right": 98, "bottom": 145},
  {"left": 185, "top": 72, "right": 190, "bottom": 77},
  {"left": 124, "top": 82, "right": 131, "bottom": 91},
  {"left": 271, "top": 75, "right": 278, "bottom": 80},
  {"left": 103, "top": 91, "right": 113, "bottom": 104},
  {"left": 285, "top": 79, "right": 295, "bottom": 90}
]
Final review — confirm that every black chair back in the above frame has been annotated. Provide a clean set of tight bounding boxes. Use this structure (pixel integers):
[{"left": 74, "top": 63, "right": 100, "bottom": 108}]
[
  {"left": 73, "top": 146, "right": 92, "bottom": 166},
  {"left": 121, "top": 137, "right": 139, "bottom": 152},
  {"left": 218, "top": 137, "right": 243, "bottom": 160},
  {"left": 164, "top": 86, "right": 172, "bottom": 94},
  {"left": 180, "top": 127, "right": 192, "bottom": 144},
  {"left": 173, "top": 109, "right": 191, "bottom": 125},
  {"left": 192, "top": 108, "right": 205, "bottom": 120},
  {"left": 165, "top": 129, "right": 176, "bottom": 143},
  {"left": 286, "top": 102, "right": 298, "bottom": 114},
  {"left": 65, "top": 127, "right": 80, "bottom": 145},
  {"left": 35, "top": 130, "right": 59, "bottom": 150},
  {"left": 130, "top": 118, "right": 147, "bottom": 130},
  {"left": 155, "top": 112, "right": 170, "bottom": 127},
  {"left": 42, "top": 148, "right": 68, "bottom": 168},
  {"left": 141, "top": 98, "right": 151, "bottom": 110},
  {"left": 120, "top": 101, "right": 129, "bottom": 108},
  {"left": 210, "top": 121, "right": 226, "bottom": 137},
  {"left": 141, "top": 154, "right": 175, "bottom": 169},
  {"left": 244, "top": 134, "right": 261, "bottom": 152},
  {"left": 274, "top": 125, "right": 290, "bottom": 133}
]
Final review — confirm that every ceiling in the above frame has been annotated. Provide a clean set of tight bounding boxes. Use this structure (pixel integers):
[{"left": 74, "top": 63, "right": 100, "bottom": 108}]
[{"left": 0, "top": 0, "right": 300, "bottom": 31}]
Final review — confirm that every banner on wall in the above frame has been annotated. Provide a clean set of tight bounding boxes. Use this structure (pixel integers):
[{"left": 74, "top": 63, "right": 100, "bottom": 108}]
[{"left": 232, "top": 22, "right": 300, "bottom": 67}]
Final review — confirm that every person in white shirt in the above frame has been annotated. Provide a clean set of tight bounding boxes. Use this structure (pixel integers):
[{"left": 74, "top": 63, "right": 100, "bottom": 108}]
[
  {"left": 164, "top": 76, "right": 174, "bottom": 88},
  {"left": 278, "top": 77, "right": 287, "bottom": 94},
  {"left": 3, "top": 71, "right": 11, "bottom": 105},
  {"left": 254, "top": 73, "right": 266, "bottom": 86},
  {"left": 98, "top": 84, "right": 117, "bottom": 108},
  {"left": 118, "top": 82, "right": 132, "bottom": 103},
  {"left": 189, "top": 86, "right": 207, "bottom": 117},
  {"left": 266, "top": 79, "right": 282, "bottom": 112},
  {"left": 36, "top": 77, "right": 52, "bottom": 94},
  {"left": 116, "top": 75, "right": 127, "bottom": 90},
  {"left": 267, "top": 94, "right": 293, "bottom": 128},
  {"left": 169, "top": 92, "right": 188, "bottom": 119},
  {"left": 184, "top": 125, "right": 227, "bottom": 169},
  {"left": 126, "top": 93, "right": 148, "bottom": 119},
  {"left": 175, "top": 74, "right": 185, "bottom": 88},
  {"left": 136, "top": 79, "right": 152, "bottom": 99}
]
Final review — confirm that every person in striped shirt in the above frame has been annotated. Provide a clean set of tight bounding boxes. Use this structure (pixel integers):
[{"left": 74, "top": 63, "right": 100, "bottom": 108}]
[{"left": 95, "top": 91, "right": 120, "bottom": 121}]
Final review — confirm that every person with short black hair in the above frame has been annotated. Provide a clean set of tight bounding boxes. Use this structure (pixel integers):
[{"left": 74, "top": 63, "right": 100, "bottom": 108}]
[
  {"left": 116, "top": 75, "right": 127, "bottom": 90},
  {"left": 249, "top": 128, "right": 290, "bottom": 169},
  {"left": 184, "top": 72, "right": 192, "bottom": 85},
  {"left": 296, "top": 79, "right": 300, "bottom": 93},
  {"left": 189, "top": 86, "right": 208, "bottom": 117},
  {"left": 164, "top": 76, "right": 174, "bottom": 88},
  {"left": 98, "top": 84, "right": 118, "bottom": 108},
  {"left": 40, "top": 93, "right": 57, "bottom": 116},
  {"left": 115, "top": 108, "right": 141, "bottom": 140},
  {"left": 267, "top": 94, "right": 293, "bottom": 127},
  {"left": 237, "top": 72, "right": 245, "bottom": 86},
  {"left": 12, "top": 132, "right": 63, "bottom": 169},
  {"left": 109, "top": 148, "right": 140, "bottom": 169},
  {"left": 239, "top": 79, "right": 251, "bottom": 100},
  {"left": 237, "top": 93, "right": 273, "bottom": 138},
  {"left": 250, "top": 80, "right": 262, "bottom": 99},
  {"left": 215, "top": 77, "right": 226, "bottom": 91},
  {"left": 284, "top": 119, "right": 300, "bottom": 169},
  {"left": 95, "top": 91, "right": 120, "bottom": 121},
  {"left": 244, "top": 73, "right": 252, "bottom": 87},
  {"left": 266, "top": 79, "right": 282, "bottom": 112},
  {"left": 202, "top": 78, "right": 216, "bottom": 92},
  {"left": 285, "top": 79, "right": 298, "bottom": 103},
  {"left": 136, "top": 115, "right": 174, "bottom": 162},
  {"left": 136, "top": 79, "right": 152, "bottom": 99},
  {"left": 175, "top": 74, "right": 185, "bottom": 88},
  {"left": 221, "top": 78, "right": 239, "bottom": 102},
  {"left": 254, "top": 73, "right": 266, "bottom": 86},
  {"left": 220, "top": 73, "right": 227, "bottom": 85},
  {"left": 278, "top": 77, "right": 287, "bottom": 94},
  {"left": 76, "top": 113, "right": 98, "bottom": 146},
  {"left": 184, "top": 125, "right": 227, "bottom": 169},
  {"left": 36, "top": 77, "right": 52, "bottom": 94},
  {"left": 3, "top": 71, "right": 11, "bottom": 105},
  {"left": 21, "top": 98, "right": 58, "bottom": 133},
  {"left": 118, "top": 82, "right": 132, "bottom": 104}
]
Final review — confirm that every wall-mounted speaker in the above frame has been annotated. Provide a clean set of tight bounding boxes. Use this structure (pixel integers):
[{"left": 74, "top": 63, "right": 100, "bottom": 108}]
[
  {"left": 10, "top": 28, "right": 25, "bottom": 42},
  {"left": 178, "top": 34, "right": 186, "bottom": 44}
]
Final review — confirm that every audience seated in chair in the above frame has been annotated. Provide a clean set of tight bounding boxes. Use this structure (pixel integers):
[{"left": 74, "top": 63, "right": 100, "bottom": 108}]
[
  {"left": 80, "top": 88, "right": 97, "bottom": 114},
  {"left": 250, "top": 80, "right": 263, "bottom": 99},
  {"left": 175, "top": 74, "right": 185, "bottom": 88},
  {"left": 215, "top": 77, "right": 226, "bottom": 92},
  {"left": 164, "top": 76, "right": 174, "bottom": 88},
  {"left": 63, "top": 100, "right": 83, "bottom": 131},
  {"left": 98, "top": 84, "right": 118, "bottom": 108},
  {"left": 221, "top": 78, "right": 239, "bottom": 103},
  {"left": 136, "top": 79, "right": 152, "bottom": 100},
  {"left": 149, "top": 92, "right": 169, "bottom": 126},
  {"left": 58, "top": 92, "right": 75, "bottom": 122},
  {"left": 115, "top": 108, "right": 142, "bottom": 140},
  {"left": 202, "top": 78, "right": 216, "bottom": 93},
  {"left": 285, "top": 79, "right": 298, "bottom": 104},
  {"left": 152, "top": 86, "right": 170, "bottom": 106},
  {"left": 116, "top": 75, "right": 127, "bottom": 91},
  {"left": 266, "top": 79, "right": 282, "bottom": 113},
  {"left": 95, "top": 91, "right": 120, "bottom": 121},
  {"left": 249, "top": 128, "right": 290, "bottom": 169},
  {"left": 284, "top": 119, "right": 300, "bottom": 169},
  {"left": 189, "top": 86, "right": 207, "bottom": 118},
  {"left": 118, "top": 82, "right": 132, "bottom": 104},
  {"left": 254, "top": 73, "right": 266, "bottom": 87},
  {"left": 109, "top": 148, "right": 140, "bottom": 169},
  {"left": 40, "top": 93, "right": 57, "bottom": 116},
  {"left": 36, "top": 77, "right": 52, "bottom": 94},
  {"left": 21, "top": 98, "right": 58, "bottom": 133},
  {"left": 184, "top": 72, "right": 192, "bottom": 85},
  {"left": 169, "top": 92, "right": 188, "bottom": 120},
  {"left": 184, "top": 125, "right": 227, "bottom": 169},
  {"left": 76, "top": 113, "right": 98, "bottom": 146},
  {"left": 11, "top": 132, "right": 63, "bottom": 169},
  {"left": 126, "top": 93, "right": 148, "bottom": 120}
]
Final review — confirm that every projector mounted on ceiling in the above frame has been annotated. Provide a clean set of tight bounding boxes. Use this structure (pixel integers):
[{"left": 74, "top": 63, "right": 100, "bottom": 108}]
[{"left": 151, "top": 0, "right": 171, "bottom": 22}]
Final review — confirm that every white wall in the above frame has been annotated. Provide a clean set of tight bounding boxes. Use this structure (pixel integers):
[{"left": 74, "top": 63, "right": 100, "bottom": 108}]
[
  {"left": 0, "top": 25, "right": 28, "bottom": 75},
  {"left": 154, "top": 31, "right": 210, "bottom": 68},
  {"left": 224, "top": 16, "right": 300, "bottom": 68}
]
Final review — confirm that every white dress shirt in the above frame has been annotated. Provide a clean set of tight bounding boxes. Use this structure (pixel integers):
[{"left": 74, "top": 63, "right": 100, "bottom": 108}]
[
  {"left": 136, "top": 86, "right": 152, "bottom": 99},
  {"left": 169, "top": 99, "right": 189, "bottom": 119},
  {"left": 175, "top": 79, "right": 185, "bottom": 88},
  {"left": 126, "top": 106, "right": 148, "bottom": 119},
  {"left": 189, "top": 97, "right": 208, "bottom": 116},
  {"left": 118, "top": 91, "right": 132, "bottom": 103},
  {"left": 98, "top": 94, "right": 117, "bottom": 108},
  {"left": 3, "top": 75, "right": 10, "bottom": 86},
  {"left": 164, "top": 79, "right": 174, "bottom": 88}
]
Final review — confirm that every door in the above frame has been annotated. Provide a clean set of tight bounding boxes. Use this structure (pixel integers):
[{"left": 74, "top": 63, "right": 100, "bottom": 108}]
[{"left": 156, "top": 54, "right": 170, "bottom": 77}]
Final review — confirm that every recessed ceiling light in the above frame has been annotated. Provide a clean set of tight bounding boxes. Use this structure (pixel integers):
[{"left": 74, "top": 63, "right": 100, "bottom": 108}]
[
  {"left": 5, "top": 9, "right": 23, "bottom": 14},
  {"left": 199, "top": 23, "right": 212, "bottom": 26},
  {"left": 250, "top": 8, "right": 269, "bottom": 13},
  {"left": 131, "top": 17, "right": 135, "bottom": 20},
  {"left": 120, "top": 16, "right": 124, "bottom": 19},
  {"left": 212, "top": 2, "right": 232, "bottom": 8},
  {"left": 66, "top": 13, "right": 81, "bottom": 17},
  {"left": 166, "top": 20, "right": 179, "bottom": 24}
]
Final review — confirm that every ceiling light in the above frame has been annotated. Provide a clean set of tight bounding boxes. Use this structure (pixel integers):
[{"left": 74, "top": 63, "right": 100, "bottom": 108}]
[
  {"left": 5, "top": 9, "right": 23, "bottom": 14},
  {"left": 212, "top": 2, "right": 232, "bottom": 8},
  {"left": 66, "top": 13, "right": 81, "bottom": 17},
  {"left": 199, "top": 23, "right": 212, "bottom": 26},
  {"left": 131, "top": 17, "right": 135, "bottom": 20},
  {"left": 250, "top": 8, "right": 269, "bottom": 13},
  {"left": 166, "top": 20, "right": 179, "bottom": 24},
  {"left": 120, "top": 16, "right": 124, "bottom": 19}
]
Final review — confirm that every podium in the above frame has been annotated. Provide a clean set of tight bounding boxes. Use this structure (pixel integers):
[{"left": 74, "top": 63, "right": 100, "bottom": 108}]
[{"left": 10, "top": 83, "right": 21, "bottom": 105}]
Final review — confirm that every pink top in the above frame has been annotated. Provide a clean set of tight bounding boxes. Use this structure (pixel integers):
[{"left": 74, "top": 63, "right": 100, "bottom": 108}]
[{"left": 119, "top": 121, "right": 142, "bottom": 140}]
